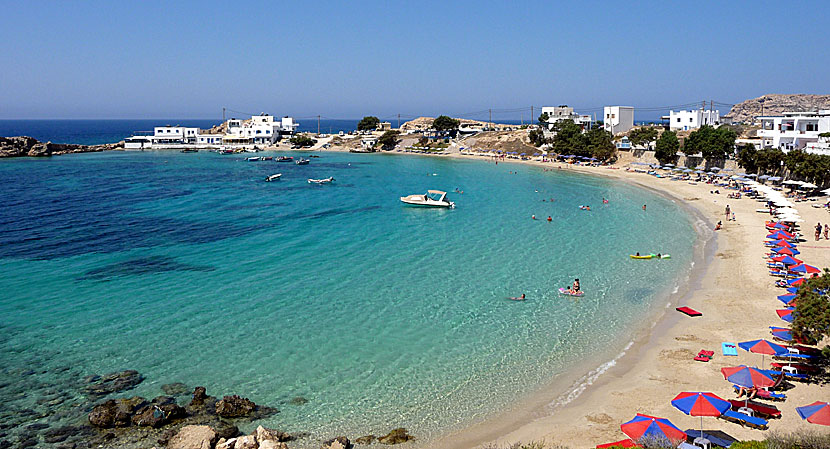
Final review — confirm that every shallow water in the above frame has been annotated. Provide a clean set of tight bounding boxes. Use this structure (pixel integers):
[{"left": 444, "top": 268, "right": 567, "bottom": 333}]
[{"left": 0, "top": 151, "right": 696, "bottom": 446}]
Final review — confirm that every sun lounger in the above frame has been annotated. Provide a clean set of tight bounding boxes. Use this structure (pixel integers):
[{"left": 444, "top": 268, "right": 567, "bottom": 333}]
[
  {"left": 676, "top": 306, "right": 702, "bottom": 317},
  {"left": 720, "top": 409, "right": 769, "bottom": 430},
  {"left": 732, "top": 385, "right": 786, "bottom": 401},
  {"left": 728, "top": 400, "right": 781, "bottom": 419},
  {"left": 683, "top": 429, "right": 736, "bottom": 448},
  {"left": 722, "top": 342, "right": 738, "bottom": 356}
]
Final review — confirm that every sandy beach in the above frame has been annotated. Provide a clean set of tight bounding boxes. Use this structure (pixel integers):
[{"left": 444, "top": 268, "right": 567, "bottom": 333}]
[{"left": 408, "top": 154, "right": 830, "bottom": 448}]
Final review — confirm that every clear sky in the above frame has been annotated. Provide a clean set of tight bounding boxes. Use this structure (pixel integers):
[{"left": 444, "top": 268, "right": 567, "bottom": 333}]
[{"left": 2, "top": 1, "right": 828, "bottom": 120}]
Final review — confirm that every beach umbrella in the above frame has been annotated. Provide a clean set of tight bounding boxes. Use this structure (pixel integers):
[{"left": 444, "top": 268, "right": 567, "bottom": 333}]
[
  {"left": 772, "top": 223, "right": 790, "bottom": 230},
  {"left": 797, "top": 402, "right": 830, "bottom": 426},
  {"left": 777, "top": 294, "right": 797, "bottom": 305},
  {"left": 739, "top": 339, "right": 789, "bottom": 367},
  {"left": 721, "top": 365, "right": 777, "bottom": 389},
  {"left": 711, "top": 167, "right": 721, "bottom": 171},
  {"left": 671, "top": 392, "right": 731, "bottom": 437},
  {"left": 777, "top": 308, "right": 795, "bottom": 322},
  {"left": 769, "top": 239, "right": 795, "bottom": 248},
  {"left": 767, "top": 229, "right": 794, "bottom": 239},
  {"left": 785, "top": 287, "right": 800, "bottom": 293},
  {"left": 759, "top": 175, "right": 770, "bottom": 180},
  {"left": 770, "top": 326, "right": 793, "bottom": 342},
  {"left": 772, "top": 255, "right": 801, "bottom": 265},
  {"left": 620, "top": 414, "right": 686, "bottom": 445},
  {"left": 787, "top": 277, "right": 806, "bottom": 286},
  {"left": 790, "top": 263, "right": 820, "bottom": 274},
  {"left": 772, "top": 247, "right": 800, "bottom": 256}
]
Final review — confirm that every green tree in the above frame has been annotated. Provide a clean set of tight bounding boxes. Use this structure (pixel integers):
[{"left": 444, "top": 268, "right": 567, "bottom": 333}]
[
  {"left": 538, "top": 112, "right": 550, "bottom": 127},
  {"left": 654, "top": 130, "right": 679, "bottom": 165},
  {"left": 376, "top": 130, "right": 400, "bottom": 150},
  {"left": 528, "top": 128, "right": 546, "bottom": 147},
  {"left": 584, "top": 127, "right": 616, "bottom": 161},
  {"left": 755, "top": 148, "right": 785, "bottom": 175},
  {"left": 357, "top": 116, "right": 380, "bottom": 131},
  {"left": 628, "top": 127, "right": 659, "bottom": 149},
  {"left": 432, "top": 115, "right": 460, "bottom": 131},
  {"left": 683, "top": 125, "right": 736, "bottom": 160},
  {"left": 550, "top": 119, "right": 586, "bottom": 155},
  {"left": 736, "top": 144, "right": 758, "bottom": 173},
  {"left": 289, "top": 134, "right": 314, "bottom": 147},
  {"left": 791, "top": 271, "right": 830, "bottom": 345}
]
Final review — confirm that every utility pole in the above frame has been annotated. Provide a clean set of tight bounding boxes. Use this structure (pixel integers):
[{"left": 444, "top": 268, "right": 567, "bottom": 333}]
[
  {"left": 489, "top": 109, "right": 492, "bottom": 131},
  {"left": 520, "top": 111, "right": 523, "bottom": 126},
  {"left": 531, "top": 106, "right": 534, "bottom": 125},
  {"left": 317, "top": 115, "right": 320, "bottom": 136},
  {"left": 222, "top": 107, "right": 226, "bottom": 123},
  {"left": 398, "top": 113, "right": 400, "bottom": 129}
]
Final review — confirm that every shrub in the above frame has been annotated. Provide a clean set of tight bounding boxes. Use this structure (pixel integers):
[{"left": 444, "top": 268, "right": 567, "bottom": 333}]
[
  {"left": 728, "top": 441, "right": 767, "bottom": 449},
  {"left": 765, "top": 430, "right": 830, "bottom": 449}
]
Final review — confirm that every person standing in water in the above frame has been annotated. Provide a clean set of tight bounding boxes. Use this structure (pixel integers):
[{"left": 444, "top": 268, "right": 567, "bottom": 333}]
[{"left": 642, "top": 204, "right": 647, "bottom": 211}]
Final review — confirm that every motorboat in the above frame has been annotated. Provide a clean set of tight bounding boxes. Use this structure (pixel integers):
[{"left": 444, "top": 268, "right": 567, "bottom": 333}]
[
  {"left": 261, "top": 156, "right": 273, "bottom": 161},
  {"left": 296, "top": 158, "right": 310, "bottom": 165},
  {"left": 245, "top": 156, "right": 260, "bottom": 161},
  {"left": 308, "top": 177, "right": 334, "bottom": 184},
  {"left": 277, "top": 156, "right": 293, "bottom": 162},
  {"left": 180, "top": 149, "right": 198, "bottom": 153},
  {"left": 265, "top": 174, "right": 282, "bottom": 182},
  {"left": 400, "top": 190, "right": 454, "bottom": 208}
]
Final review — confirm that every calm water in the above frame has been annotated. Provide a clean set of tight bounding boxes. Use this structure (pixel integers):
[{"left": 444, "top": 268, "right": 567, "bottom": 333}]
[{"left": 0, "top": 151, "right": 697, "bottom": 446}]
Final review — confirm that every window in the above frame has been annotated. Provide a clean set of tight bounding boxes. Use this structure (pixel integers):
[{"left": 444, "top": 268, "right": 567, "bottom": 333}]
[
  {"left": 677, "top": 118, "right": 681, "bottom": 122},
  {"left": 256, "top": 130, "right": 261, "bottom": 134},
  {"left": 612, "top": 114, "right": 616, "bottom": 119},
  {"left": 689, "top": 118, "right": 693, "bottom": 122}
]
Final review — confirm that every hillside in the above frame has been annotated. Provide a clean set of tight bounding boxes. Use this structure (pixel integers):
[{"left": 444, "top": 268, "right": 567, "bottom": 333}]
[
  {"left": 725, "top": 94, "right": 830, "bottom": 123},
  {"left": 400, "top": 117, "right": 521, "bottom": 132}
]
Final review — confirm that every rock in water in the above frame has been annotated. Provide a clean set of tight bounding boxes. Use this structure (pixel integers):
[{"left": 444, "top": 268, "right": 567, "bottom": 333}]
[
  {"left": 82, "top": 370, "right": 144, "bottom": 398},
  {"left": 355, "top": 435, "right": 376, "bottom": 445},
  {"left": 256, "top": 425, "right": 290, "bottom": 442},
  {"left": 88, "top": 397, "right": 147, "bottom": 427},
  {"left": 378, "top": 428, "right": 413, "bottom": 445},
  {"left": 289, "top": 396, "right": 308, "bottom": 405},
  {"left": 322, "top": 436, "right": 351, "bottom": 449},
  {"left": 215, "top": 395, "right": 256, "bottom": 418},
  {"left": 168, "top": 425, "right": 216, "bottom": 449},
  {"left": 162, "top": 382, "right": 190, "bottom": 396},
  {"left": 260, "top": 441, "right": 289, "bottom": 449},
  {"left": 132, "top": 400, "right": 186, "bottom": 428},
  {"left": 233, "top": 434, "right": 257, "bottom": 449},
  {"left": 212, "top": 420, "right": 239, "bottom": 439}
]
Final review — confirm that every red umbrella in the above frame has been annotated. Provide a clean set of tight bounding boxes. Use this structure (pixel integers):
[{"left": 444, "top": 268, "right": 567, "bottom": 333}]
[
  {"left": 671, "top": 392, "right": 731, "bottom": 437},
  {"left": 721, "top": 365, "right": 777, "bottom": 388},
  {"left": 772, "top": 255, "right": 802, "bottom": 265},
  {"left": 770, "top": 239, "right": 795, "bottom": 248},
  {"left": 620, "top": 414, "right": 686, "bottom": 444},
  {"left": 772, "top": 247, "right": 797, "bottom": 256},
  {"left": 790, "top": 263, "right": 821, "bottom": 274},
  {"left": 797, "top": 401, "right": 830, "bottom": 426}
]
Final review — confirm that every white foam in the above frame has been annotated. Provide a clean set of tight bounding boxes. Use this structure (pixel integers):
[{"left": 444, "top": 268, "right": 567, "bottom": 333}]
[{"left": 547, "top": 340, "right": 634, "bottom": 410}]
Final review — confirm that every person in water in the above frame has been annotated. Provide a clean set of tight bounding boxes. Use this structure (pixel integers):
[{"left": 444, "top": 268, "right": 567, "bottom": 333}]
[
  {"left": 572, "top": 278, "right": 580, "bottom": 292},
  {"left": 532, "top": 215, "right": 536, "bottom": 220},
  {"left": 547, "top": 216, "right": 552, "bottom": 222},
  {"left": 642, "top": 204, "right": 647, "bottom": 211},
  {"left": 635, "top": 252, "right": 641, "bottom": 256},
  {"left": 509, "top": 294, "right": 526, "bottom": 301}
]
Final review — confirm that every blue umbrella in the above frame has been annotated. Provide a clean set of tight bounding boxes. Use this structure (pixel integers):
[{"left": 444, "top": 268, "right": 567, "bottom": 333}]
[
  {"left": 671, "top": 392, "right": 731, "bottom": 436},
  {"left": 772, "top": 246, "right": 801, "bottom": 255},
  {"left": 739, "top": 339, "right": 789, "bottom": 367},
  {"left": 787, "top": 277, "right": 806, "bottom": 286},
  {"left": 796, "top": 401, "right": 830, "bottom": 425},
  {"left": 777, "top": 294, "right": 797, "bottom": 305},
  {"left": 770, "top": 326, "right": 793, "bottom": 342},
  {"left": 777, "top": 308, "right": 795, "bottom": 322},
  {"left": 721, "top": 365, "right": 776, "bottom": 388},
  {"left": 786, "top": 287, "right": 800, "bottom": 294},
  {"left": 772, "top": 223, "right": 790, "bottom": 230}
]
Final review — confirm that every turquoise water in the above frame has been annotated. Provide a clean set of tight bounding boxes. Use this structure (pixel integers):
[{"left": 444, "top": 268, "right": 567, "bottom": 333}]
[{"left": 0, "top": 151, "right": 696, "bottom": 446}]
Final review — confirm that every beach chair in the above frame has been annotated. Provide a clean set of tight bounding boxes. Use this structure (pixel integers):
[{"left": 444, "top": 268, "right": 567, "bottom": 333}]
[
  {"left": 683, "top": 430, "right": 735, "bottom": 448},
  {"left": 731, "top": 385, "right": 786, "bottom": 401},
  {"left": 719, "top": 409, "right": 769, "bottom": 430},
  {"left": 728, "top": 400, "right": 781, "bottom": 419}
]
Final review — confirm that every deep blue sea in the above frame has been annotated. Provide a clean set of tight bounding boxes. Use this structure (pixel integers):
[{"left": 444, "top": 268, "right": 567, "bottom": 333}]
[{"left": 0, "top": 150, "right": 698, "bottom": 447}]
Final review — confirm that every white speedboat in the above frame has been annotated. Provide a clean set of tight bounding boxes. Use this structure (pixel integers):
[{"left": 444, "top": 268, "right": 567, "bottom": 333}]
[
  {"left": 308, "top": 177, "right": 334, "bottom": 184},
  {"left": 245, "top": 156, "right": 260, "bottom": 161},
  {"left": 265, "top": 174, "right": 282, "bottom": 182},
  {"left": 296, "top": 158, "right": 310, "bottom": 165},
  {"left": 400, "top": 190, "right": 454, "bottom": 208}
]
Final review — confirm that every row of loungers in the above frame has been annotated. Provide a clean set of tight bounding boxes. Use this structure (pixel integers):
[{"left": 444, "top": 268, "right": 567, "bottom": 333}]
[{"left": 719, "top": 409, "right": 769, "bottom": 430}]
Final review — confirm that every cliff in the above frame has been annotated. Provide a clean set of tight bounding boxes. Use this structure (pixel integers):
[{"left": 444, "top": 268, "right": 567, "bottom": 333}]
[
  {"left": 0, "top": 136, "right": 123, "bottom": 158},
  {"left": 725, "top": 94, "right": 830, "bottom": 123}
]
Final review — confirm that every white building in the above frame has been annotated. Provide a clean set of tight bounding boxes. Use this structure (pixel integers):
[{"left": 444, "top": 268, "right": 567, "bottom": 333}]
[
  {"left": 125, "top": 113, "right": 299, "bottom": 149},
  {"left": 152, "top": 126, "right": 200, "bottom": 145},
  {"left": 541, "top": 106, "right": 591, "bottom": 131},
  {"left": 667, "top": 109, "right": 720, "bottom": 131},
  {"left": 603, "top": 106, "right": 634, "bottom": 135},
  {"left": 758, "top": 110, "right": 830, "bottom": 155}
]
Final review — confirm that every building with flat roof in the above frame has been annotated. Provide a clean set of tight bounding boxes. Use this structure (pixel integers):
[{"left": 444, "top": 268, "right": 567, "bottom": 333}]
[
  {"left": 758, "top": 110, "right": 830, "bottom": 155},
  {"left": 540, "top": 105, "right": 591, "bottom": 131},
  {"left": 666, "top": 109, "right": 720, "bottom": 131},
  {"left": 603, "top": 106, "right": 634, "bottom": 135}
]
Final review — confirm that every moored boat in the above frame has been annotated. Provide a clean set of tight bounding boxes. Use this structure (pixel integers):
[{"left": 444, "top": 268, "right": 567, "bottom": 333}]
[
  {"left": 296, "top": 158, "right": 310, "bottom": 165},
  {"left": 277, "top": 156, "right": 293, "bottom": 162},
  {"left": 245, "top": 156, "right": 260, "bottom": 161},
  {"left": 308, "top": 177, "right": 334, "bottom": 184},
  {"left": 400, "top": 190, "right": 454, "bottom": 208},
  {"left": 265, "top": 174, "right": 282, "bottom": 182},
  {"left": 180, "top": 149, "right": 198, "bottom": 153}
]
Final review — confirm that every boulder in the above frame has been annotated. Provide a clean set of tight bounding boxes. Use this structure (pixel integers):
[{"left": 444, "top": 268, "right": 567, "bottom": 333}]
[
  {"left": 322, "top": 436, "right": 351, "bottom": 449},
  {"left": 355, "top": 435, "right": 376, "bottom": 445},
  {"left": 256, "top": 425, "right": 290, "bottom": 443},
  {"left": 88, "top": 397, "right": 146, "bottom": 427},
  {"left": 213, "top": 420, "right": 239, "bottom": 439},
  {"left": 233, "top": 435, "right": 257, "bottom": 449},
  {"left": 260, "top": 441, "right": 288, "bottom": 449},
  {"left": 289, "top": 396, "right": 308, "bottom": 406},
  {"left": 377, "top": 428, "right": 413, "bottom": 445},
  {"left": 132, "top": 402, "right": 186, "bottom": 428},
  {"left": 162, "top": 382, "right": 190, "bottom": 396},
  {"left": 215, "top": 395, "right": 256, "bottom": 418},
  {"left": 216, "top": 438, "right": 236, "bottom": 449},
  {"left": 167, "top": 425, "right": 216, "bottom": 449},
  {"left": 82, "top": 370, "right": 144, "bottom": 398}
]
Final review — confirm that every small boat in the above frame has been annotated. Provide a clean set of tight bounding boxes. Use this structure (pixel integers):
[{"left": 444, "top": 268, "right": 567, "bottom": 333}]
[
  {"left": 558, "top": 288, "right": 584, "bottom": 297},
  {"left": 308, "top": 177, "right": 334, "bottom": 184},
  {"left": 219, "top": 149, "right": 235, "bottom": 154},
  {"left": 629, "top": 254, "right": 671, "bottom": 259},
  {"left": 245, "top": 157, "right": 260, "bottom": 162},
  {"left": 277, "top": 156, "right": 293, "bottom": 162},
  {"left": 309, "top": 155, "right": 321, "bottom": 158},
  {"left": 261, "top": 156, "right": 273, "bottom": 161},
  {"left": 180, "top": 149, "right": 198, "bottom": 153},
  {"left": 296, "top": 158, "right": 310, "bottom": 165},
  {"left": 265, "top": 174, "right": 282, "bottom": 182},
  {"left": 400, "top": 190, "right": 454, "bottom": 208}
]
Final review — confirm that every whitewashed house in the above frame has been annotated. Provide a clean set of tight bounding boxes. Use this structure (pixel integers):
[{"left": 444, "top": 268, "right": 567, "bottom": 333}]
[
  {"left": 603, "top": 106, "right": 634, "bottom": 135},
  {"left": 758, "top": 110, "right": 830, "bottom": 155},
  {"left": 667, "top": 109, "right": 720, "bottom": 131},
  {"left": 125, "top": 113, "right": 299, "bottom": 149},
  {"left": 540, "top": 106, "right": 591, "bottom": 131}
]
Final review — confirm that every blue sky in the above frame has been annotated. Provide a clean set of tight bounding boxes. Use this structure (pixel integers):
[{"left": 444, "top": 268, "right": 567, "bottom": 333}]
[{"left": 2, "top": 1, "right": 828, "bottom": 120}]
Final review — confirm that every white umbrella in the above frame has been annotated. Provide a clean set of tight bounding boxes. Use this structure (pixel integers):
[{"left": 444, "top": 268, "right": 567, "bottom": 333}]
[
  {"left": 783, "top": 180, "right": 802, "bottom": 185},
  {"left": 822, "top": 188, "right": 830, "bottom": 195},
  {"left": 799, "top": 182, "right": 818, "bottom": 189}
]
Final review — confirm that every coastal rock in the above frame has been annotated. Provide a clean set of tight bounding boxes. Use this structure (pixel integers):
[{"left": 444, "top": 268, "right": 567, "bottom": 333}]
[
  {"left": 82, "top": 370, "right": 144, "bottom": 398},
  {"left": 377, "top": 428, "right": 413, "bottom": 445},
  {"left": 131, "top": 400, "right": 186, "bottom": 428},
  {"left": 256, "top": 425, "right": 290, "bottom": 442},
  {"left": 216, "top": 438, "right": 236, "bottom": 449},
  {"left": 322, "top": 436, "right": 351, "bottom": 449},
  {"left": 0, "top": 136, "right": 121, "bottom": 158},
  {"left": 260, "top": 441, "right": 288, "bottom": 449},
  {"left": 213, "top": 420, "right": 239, "bottom": 439},
  {"left": 162, "top": 382, "right": 190, "bottom": 396},
  {"left": 233, "top": 434, "right": 258, "bottom": 449},
  {"left": 725, "top": 94, "right": 830, "bottom": 124},
  {"left": 168, "top": 425, "right": 216, "bottom": 449},
  {"left": 88, "top": 397, "right": 146, "bottom": 427},
  {"left": 355, "top": 435, "right": 376, "bottom": 445},
  {"left": 289, "top": 396, "right": 308, "bottom": 406},
  {"left": 215, "top": 395, "right": 256, "bottom": 418}
]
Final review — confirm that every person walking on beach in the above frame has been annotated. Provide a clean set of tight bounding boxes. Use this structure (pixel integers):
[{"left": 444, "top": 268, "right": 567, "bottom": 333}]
[
  {"left": 825, "top": 224, "right": 829, "bottom": 240},
  {"left": 816, "top": 222, "right": 823, "bottom": 241},
  {"left": 725, "top": 204, "right": 731, "bottom": 220}
]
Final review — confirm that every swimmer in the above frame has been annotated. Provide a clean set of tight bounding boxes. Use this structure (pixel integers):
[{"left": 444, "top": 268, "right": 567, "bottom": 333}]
[
  {"left": 572, "top": 278, "right": 580, "bottom": 293},
  {"left": 603, "top": 198, "right": 609, "bottom": 204},
  {"left": 547, "top": 216, "right": 552, "bottom": 222},
  {"left": 532, "top": 215, "right": 536, "bottom": 220},
  {"left": 642, "top": 204, "right": 647, "bottom": 211},
  {"left": 509, "top": 294, "right": 526, "bottom": 301}
]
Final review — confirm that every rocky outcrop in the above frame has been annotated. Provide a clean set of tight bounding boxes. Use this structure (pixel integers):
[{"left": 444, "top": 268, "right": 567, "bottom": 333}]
[
  {"left": 215, "top": 395, "right": 257, "bottom": 418},
  {"left": 322, "top": 436, "right": 351, "bottom": 449},
  {"left": 725, "top": 94, "right": 830, "bottom": 123},
  {"left": 162, "top": 382, "right": 190, "bottom": 396},
  {"left": 0, "top": 136, "right": 122, "bottom": 158},
  {"left": 354, "top": 435, "right": 376, "bottom": 445},
  {"left": 88, "top": 397, "right": 146, "bottom": 427},
  {"left": 234, "top": 434, "right": 258, "bottom": 449},
  {"left": 168, "top": 425, "right": 217, "bottom": 449},
  {"left": 377, "top": 428, "right": 414, "bottom": 445},
  {"left": 131, "top": 396, "right": 186, "bottom": 427},
  {"left": 256, "top": 425, "right": 291, "bottom": 443},
  {"left": 82, "top": 370, "right": 144, "bottom": 398}
]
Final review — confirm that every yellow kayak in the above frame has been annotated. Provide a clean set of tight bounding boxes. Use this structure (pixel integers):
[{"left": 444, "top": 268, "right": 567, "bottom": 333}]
[{"left": 630, "top": 254, "right": 653, "bottom": 259}]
